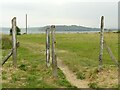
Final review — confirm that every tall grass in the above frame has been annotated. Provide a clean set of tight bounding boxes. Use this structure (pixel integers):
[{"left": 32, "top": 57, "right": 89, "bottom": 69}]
[{"left": 1, "top": 35, "right": 12, "bottom": 49}]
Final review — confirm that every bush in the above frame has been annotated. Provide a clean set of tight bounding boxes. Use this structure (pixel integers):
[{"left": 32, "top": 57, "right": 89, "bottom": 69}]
[
  {"left": 10, "top": 26, "right": 21, "bottom": 35},
  {"left": 117, "top": 30, "right": 120, "bottom": 33},
  {"left": 2, "top": 36, "right": 12, "bottom": 49}
]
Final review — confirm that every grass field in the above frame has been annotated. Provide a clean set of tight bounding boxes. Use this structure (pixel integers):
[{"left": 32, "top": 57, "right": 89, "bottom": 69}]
[
  {"left": 1, "top": 34, "right": 73, "bottom": 88},
  {"left": 1, "top": 32, "right": 118, "bottom": 88},
  {"left": 56, "top": 33, "right": 118, "bottom": 88}
]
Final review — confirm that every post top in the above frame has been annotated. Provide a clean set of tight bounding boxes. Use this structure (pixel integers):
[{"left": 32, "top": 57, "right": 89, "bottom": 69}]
[
  {"left": 12, "top": 17, "right": 16, "bottom": 22},
  {"left": 13, "top": 17, "right": 16, "bottom": 19},
  {"left": 101, "top": 16, "right": 104, "bottom": 19}
]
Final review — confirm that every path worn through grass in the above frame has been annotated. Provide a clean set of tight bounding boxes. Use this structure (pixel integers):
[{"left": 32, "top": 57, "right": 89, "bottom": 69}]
[{"left": 57, "top": 58, "right": 89, "bottom": 88}]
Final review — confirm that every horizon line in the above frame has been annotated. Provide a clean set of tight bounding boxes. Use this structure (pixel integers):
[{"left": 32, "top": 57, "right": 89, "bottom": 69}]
[{"left": 0, "top": 25, "right": 118, "bottom": 29}]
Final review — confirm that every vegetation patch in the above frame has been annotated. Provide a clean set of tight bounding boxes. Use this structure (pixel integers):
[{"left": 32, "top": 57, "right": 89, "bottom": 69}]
[
  {"left": 88, "top": 82, "right": 99, "bottom": 89},
  {"left": 18, "top": 64, "right": 28, "bottom": 71},
  {"left": 10, "top": 26, "right": 21, "bottom": 35},
  {"left": 76, "top": 71, "right": 86, "bottom": 80},
  {"left": 2, "top": 36, "right": 12, "bottom": 49},
  {"left": 2, "top": 34, "right": 73, "bottom": 88},
  {"left": 11, "top": 74, "right": 21, "bottom": 83}
]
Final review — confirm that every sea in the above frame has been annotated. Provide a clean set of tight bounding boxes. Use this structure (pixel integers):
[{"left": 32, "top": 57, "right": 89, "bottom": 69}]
[{"left": 0, "top": 27, "right": 117, "bottom": 34}]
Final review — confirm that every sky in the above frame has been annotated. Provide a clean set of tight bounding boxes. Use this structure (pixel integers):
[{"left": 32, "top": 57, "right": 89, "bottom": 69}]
[{"left": 0, "top": 0, "right": 119, "bottom": 29}]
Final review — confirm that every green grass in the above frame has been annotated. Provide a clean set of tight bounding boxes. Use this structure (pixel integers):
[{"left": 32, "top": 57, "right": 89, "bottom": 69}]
[
  {"left": 56, "top": 33, "right": 118, "bottom": 68},
  {"left": 88, "top": 82, "right": 99, "bottom": 89},
  {"left": 55, "top": 33, "right": 118, "bottom": 88},
  {"left": 2, "top": 33, "right": 118, "bottom": 88},
  {"left": 56, "top": 33, "right": 118, "bottom": 66},
  {"left": 2, "top": 34, "right": 73, "bottom": 88},
  {"left": 0, "top": 37, "right": 2, "bottom": 89},
  {"left": 1, "top": 35, "right": 12, "bottom": 49}
]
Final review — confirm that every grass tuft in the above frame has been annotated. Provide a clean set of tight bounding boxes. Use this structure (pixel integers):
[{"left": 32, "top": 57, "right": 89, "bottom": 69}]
[
  {"left": 88, "top": 82, "right": 99, "bottom": 89},
  {"left": 76, "top": 71, "right": 86, "bottom": 80},
  {"left": 18, "top": 64, "right": 28, "bottom": 71}
]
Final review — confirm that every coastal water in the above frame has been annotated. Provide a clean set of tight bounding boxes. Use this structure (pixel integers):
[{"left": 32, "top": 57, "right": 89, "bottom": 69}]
[
  {"left": 0, "top": 28, "right": 101, "bottom": 34},
  {"left": 0, "top": 28, "right": 44, "bottom": 34},
  {"left": 0, "top": 27, "right": 116, "bottom": 34}
]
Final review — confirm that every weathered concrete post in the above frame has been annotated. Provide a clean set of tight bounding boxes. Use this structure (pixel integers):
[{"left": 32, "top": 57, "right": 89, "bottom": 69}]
[
  {"left": 12, "top": 17, "right": 17, "bottom": 67},
  {"left": 99, "top": 16, "right": 104, "bottom": 70},
  {"left": 51, "top": 25, "right": 57, "bottom": 78},
  {"left": 46, "top": 27, "right": 50, "bottom": 67}
]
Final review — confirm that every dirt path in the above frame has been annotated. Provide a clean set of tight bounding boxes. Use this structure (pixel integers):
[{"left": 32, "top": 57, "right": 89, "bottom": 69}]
[{"left": 57, "top": 58, "right": 89, "bottom": 88}]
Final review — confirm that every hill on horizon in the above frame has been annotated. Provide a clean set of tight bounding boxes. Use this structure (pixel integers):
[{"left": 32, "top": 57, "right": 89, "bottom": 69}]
[{"left": 42, "top": 25, "right": 100, "bottom": 31}]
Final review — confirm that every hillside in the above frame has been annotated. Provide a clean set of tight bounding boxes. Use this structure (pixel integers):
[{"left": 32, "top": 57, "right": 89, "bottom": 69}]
[{"left": 42, "top": 25, "right": 100, "bottom": 31}]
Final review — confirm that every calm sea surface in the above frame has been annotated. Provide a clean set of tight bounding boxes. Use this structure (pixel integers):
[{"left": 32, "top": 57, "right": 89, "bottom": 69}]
[{"left": 0, "top": 27, "right": 116, "bottom": 34}]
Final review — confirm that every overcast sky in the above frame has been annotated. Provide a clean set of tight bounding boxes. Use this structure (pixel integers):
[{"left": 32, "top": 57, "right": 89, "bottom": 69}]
[{"left": 0, "top": 0, "right": 119, "bottom": 29}]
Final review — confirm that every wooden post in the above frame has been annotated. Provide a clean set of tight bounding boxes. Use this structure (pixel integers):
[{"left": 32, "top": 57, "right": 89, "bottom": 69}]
[
  {"left": 51, "top": 25, "right": 57, "bottom": 78},
  {"left": 12, "top": 17, "right": 17, "bottom": 67},
  {"left": 26, "top": 14, "right": 27, "bottom": 34},
  {"left": 99, "top": 16, "right": 104, "bottom": 70},
  {"left": 46, "top": 28, "right": 50, "bottom": 67}
]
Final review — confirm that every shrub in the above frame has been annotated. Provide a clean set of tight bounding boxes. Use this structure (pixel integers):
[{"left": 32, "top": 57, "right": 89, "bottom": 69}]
[
  {"left": 10, "top": 26, "right": 21, "bottom": 35},
  {"left": 117, "top": 30, "right": 120, "bottom": 33}
]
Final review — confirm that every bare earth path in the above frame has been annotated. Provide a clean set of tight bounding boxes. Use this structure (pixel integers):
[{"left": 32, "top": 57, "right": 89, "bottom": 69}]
[{"left": 57, "top": 58, "right": 89, "bottom": 88}]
